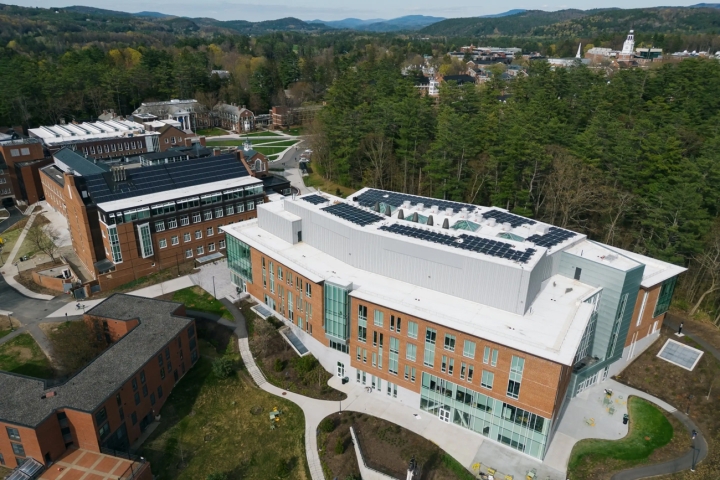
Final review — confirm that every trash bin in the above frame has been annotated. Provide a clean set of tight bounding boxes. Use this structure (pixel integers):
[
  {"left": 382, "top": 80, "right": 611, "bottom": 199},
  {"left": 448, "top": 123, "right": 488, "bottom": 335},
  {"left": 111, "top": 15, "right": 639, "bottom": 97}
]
[
  {"left": 623, "top": 414, "right": 629, "bottom": 425},
  {"left": 342, "top": 376, "right": 349, "bottom": 385}
]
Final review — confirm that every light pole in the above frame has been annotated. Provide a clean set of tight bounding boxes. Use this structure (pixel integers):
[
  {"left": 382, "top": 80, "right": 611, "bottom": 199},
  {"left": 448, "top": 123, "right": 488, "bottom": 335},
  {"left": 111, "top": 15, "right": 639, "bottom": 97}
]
[
  {"left": 212, "top": 275, "right": 216, "bottom": 299},
  {"left": 691, "top": 429, "right": 698, "bottom": 472},
  {"left": 687, "top": 394, "right": 694, "bottom": 415}
]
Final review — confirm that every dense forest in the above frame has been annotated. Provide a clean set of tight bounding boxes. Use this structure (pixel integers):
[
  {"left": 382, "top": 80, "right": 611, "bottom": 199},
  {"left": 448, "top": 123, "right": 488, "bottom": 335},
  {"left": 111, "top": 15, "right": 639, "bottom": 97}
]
[
  {"left": 3, "top": 3, "right": 720, "bottom": 326},
  {"left": 313, "top": 56, "right": 720, "bottom": 326}
]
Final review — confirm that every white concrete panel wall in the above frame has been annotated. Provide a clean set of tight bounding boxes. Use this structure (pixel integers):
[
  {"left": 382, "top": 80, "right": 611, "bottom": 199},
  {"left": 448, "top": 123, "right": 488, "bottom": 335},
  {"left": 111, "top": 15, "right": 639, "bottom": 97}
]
[
  {"left": 283, "top": 199, "right": 537, "bottom": 314},
  {"left": 524, "top": 253, "right": 554, "bottom": 313},
  {"left": 257, "top": 206, "right": 297, "bottom": 245}
]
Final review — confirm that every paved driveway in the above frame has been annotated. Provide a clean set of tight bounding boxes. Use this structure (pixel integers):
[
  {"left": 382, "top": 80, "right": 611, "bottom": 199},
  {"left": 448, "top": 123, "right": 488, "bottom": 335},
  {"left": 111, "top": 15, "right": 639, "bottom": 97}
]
[{"left": 0, "top": 206, "right": 23, "bottom": 233}]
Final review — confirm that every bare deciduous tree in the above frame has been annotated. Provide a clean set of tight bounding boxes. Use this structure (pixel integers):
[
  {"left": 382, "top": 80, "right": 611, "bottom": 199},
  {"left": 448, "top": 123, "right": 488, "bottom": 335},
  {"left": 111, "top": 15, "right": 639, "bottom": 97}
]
[
  {"left": 539, "top": 149, "right": 605, "bottom": 230},
  {"left": 689, "top": 225, "right": 720, "bottom": 316},
  {"left": 27, "top": 223, "right": 60, "bottom": 262},
  {"left": 362, "top": 132, "right": 393, "bottom": 189}
]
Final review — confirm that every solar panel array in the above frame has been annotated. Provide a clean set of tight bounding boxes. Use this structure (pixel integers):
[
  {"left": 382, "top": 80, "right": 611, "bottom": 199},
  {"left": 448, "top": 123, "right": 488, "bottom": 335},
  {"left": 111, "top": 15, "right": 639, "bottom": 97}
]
[
  {"left": 85, "top": 154, "right": 250, "bottom": 204},
  {"left": 301, "top": 194, "right": 329, "bottom": 205},
  {"left": 658, "top": 340, "right": 703, "bottom": 371},
  {"left": 526, "top": 227, "right": 577, "bottom": 248},
  {"left": 379, "top": 223, "right": 536, "bottom": 263},
  {"left": 354, "top": 189, "right": 477, "bottom": 214},
  {"left": 321, "top": 203, "right": 384, "bottom": 227},
  {"left": 482, "top": 209, "right": 537, "bottom": 228}
]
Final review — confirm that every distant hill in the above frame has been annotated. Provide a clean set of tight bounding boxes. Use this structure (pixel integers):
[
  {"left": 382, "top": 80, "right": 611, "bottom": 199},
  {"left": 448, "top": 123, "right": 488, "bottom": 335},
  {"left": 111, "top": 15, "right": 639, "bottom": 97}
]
[
  {"left": 420, "top": 7, "right": 720, "bottom": 37},
  {"left": 309, "top": 18, "right": 386, "bottom": 29},
  {"left": 134, "top": 11, "right": 172, "bottom": 18},
  {"left": 480, "top": 9, "right": 527, "bottom": 18},
  {"left": 311, "top": 15, "right": 444, "bottom": 32}
]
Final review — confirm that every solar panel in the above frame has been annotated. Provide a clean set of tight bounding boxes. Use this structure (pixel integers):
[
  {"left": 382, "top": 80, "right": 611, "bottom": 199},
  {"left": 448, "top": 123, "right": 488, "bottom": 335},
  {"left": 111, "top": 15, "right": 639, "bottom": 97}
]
[
  {"left": 379, "top": 224, "right": 536, "bottom": 263},
  {"left": 482, "top": 209, "right": 537, "bottom": 228},
  {"left": 526, "top": 227, "right": 577, "bottom": 248},
  {"left": 354, "top": 189, "right": 478, "bottom": 214},
  {"left": 301, "top": 194, "right": 329, "bottom": 205},
  {"left": 85, "top": 154, "right": 250, "bottom": 204},
  {"left": 321, "top": 203, "right": 384, "bottom": 226},
  {"left": 657, "top": 339, "right": 703, "bottom": 371}
]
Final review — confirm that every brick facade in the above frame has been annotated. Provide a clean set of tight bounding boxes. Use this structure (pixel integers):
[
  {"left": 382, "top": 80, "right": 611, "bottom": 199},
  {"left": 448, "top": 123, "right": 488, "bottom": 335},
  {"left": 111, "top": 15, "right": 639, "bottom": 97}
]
[
  {"left": 625, "top": 283, "right": 664, "bottom": 348},
  {"left": 0, "top": 301, "right": 196, "bottom": 470}
]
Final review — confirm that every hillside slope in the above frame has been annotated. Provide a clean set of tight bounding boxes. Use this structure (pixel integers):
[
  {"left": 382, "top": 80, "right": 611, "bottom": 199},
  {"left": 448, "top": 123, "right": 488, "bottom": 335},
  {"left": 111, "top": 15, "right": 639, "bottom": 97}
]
[{"left": 420, "top": 7, "right": 720, "bottom": 37}]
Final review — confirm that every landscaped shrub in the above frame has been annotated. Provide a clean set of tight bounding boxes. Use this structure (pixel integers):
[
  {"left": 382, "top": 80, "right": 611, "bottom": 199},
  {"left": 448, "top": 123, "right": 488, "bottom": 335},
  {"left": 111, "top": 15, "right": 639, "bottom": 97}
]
[
  {"left": 293, "top": 354, "right": 319, "bottom": 374},
  {"left": 212, "top": 356, "right": 235, "bottom": 378},
  {"left": 206, "top": 473, "right": 227, "bottom": 480},
  {"left": 275, "top": 458, "right": 291, "bottom": 477},
  {"left": 319, "top": 417, "right": 335, "bottom": 433},
  {"left": 334, "top": 437, "right": 345, "bottom": 454},
  {"left": 274, "top": 358, "right": 286, "bottom": 372}
]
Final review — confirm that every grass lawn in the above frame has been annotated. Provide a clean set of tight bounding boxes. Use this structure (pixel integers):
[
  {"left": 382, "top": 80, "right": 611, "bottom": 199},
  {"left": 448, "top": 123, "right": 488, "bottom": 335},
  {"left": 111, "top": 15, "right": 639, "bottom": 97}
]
[
  {"left": 246, "top": 131, "right": 283, "bottom": 137},
  {"left": 567, "top": 396, "right": 680, "bottom": 479},
  {"left": 258, "top": 140, "right": 299, "bottom": 148},
  {"left": 303, "top": 164, "right": 357, "bottom": 198},
  {"left": 196, "top": 127, "right": 229, "bottom": 136},
  {"left": 288, "top": 127, "right": 305, "bottom": 136},
  {"left": 0, "top": 214, "right": 51, "bottom": 263},
  {"left": 254, "top": 146, "right": 291, "bottom": 155},
  {"left": 172, "top": 286, "right": 233, "bottom": 321},
  {"left": 0, "top": 333, "right": 53, "bottom": 379},
  {"left": 140, "top": 351, "right": 309, "bottom": 480}
]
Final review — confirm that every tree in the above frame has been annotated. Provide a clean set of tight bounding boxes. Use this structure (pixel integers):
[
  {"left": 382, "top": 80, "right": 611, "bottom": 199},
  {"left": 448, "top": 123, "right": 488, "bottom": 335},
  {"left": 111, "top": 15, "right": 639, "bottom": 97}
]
[
  {"left": 27, "top": 223, "right": 60, "bottom": 262},
  {"left": 689, "top": 224, "right": 720, "bottom": 316},
  {"left": 212, "top": 356, "right": 235, "bottom": 378}
]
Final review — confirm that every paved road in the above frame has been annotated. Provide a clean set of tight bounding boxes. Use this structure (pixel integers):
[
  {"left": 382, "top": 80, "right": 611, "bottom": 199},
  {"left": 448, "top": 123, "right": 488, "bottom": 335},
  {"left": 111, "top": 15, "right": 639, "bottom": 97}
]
[
  {"left": 0, "top": 206, "right": 23, "bottom": 234},
  {"left": 0, "top": 273, "right": 71, "bottom": 355}
]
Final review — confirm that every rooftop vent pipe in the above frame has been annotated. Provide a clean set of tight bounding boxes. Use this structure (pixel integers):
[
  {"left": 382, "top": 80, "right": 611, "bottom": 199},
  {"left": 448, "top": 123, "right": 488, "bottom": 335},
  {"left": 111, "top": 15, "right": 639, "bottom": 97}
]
[
  {"left": 442, "top": 218, "right": 449, "bottom": 229},
  {"left": 410, "top": 212, "right": 419, "bottom": 222},
  {"left": 427, "top": 215, "right": 434, "bottom": 226},
  {"left": 397, "top": 209, "right": 404, "bottom": 220},
  {"left": 384, "top": 205, "right": 392, "bottom": 216},
  {"left": 374, "top": 202, "right": 380, "bottom": 212}
]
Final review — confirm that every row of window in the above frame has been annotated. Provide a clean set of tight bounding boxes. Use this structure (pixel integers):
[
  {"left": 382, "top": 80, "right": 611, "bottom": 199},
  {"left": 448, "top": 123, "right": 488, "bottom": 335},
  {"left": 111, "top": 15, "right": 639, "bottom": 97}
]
[
  {"left": 82, "top": 141, "right": 141, "bottom": 156},
  {"left": 356, "top": 306, "right": 523, "bottom": 400},
  {"left": 153, "top": 203, "right": 255, "bottom": 231}
]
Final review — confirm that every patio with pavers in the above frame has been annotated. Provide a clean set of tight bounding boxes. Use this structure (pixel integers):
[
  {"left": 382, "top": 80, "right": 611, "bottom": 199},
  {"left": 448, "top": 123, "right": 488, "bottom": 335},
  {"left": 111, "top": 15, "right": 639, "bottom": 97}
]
[{"left": 39, "top": 449, "right": 146, "bottom": 480}]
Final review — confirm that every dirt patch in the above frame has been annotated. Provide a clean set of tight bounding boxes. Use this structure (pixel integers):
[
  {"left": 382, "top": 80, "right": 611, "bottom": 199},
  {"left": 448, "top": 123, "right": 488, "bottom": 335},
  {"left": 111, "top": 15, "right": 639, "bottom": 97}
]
[
  {"left": 5, "top": 346, "right": 32, "bottom": 362},
  {"left": 319, "top": 412, "right": 473, "bottom": 480}
]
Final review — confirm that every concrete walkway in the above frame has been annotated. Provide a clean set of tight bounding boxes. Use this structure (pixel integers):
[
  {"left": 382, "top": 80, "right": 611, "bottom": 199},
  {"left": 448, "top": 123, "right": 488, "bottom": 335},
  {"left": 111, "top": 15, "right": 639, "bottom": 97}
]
[{"left": 0, "top": 211, "right": 54, "bottom": 300}]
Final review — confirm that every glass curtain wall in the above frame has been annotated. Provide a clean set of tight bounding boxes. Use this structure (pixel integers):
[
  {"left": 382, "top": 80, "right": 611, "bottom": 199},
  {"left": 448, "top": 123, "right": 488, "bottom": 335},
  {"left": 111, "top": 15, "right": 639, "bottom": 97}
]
[
  {"left": 420, "top": 372, "right": 551, "bottom": 459},
  {"left": 324, "top": 282, "right": 350, "bottom": 342},
  {"left": 226, "top": 235, "right": 253, "bottom": 282}
]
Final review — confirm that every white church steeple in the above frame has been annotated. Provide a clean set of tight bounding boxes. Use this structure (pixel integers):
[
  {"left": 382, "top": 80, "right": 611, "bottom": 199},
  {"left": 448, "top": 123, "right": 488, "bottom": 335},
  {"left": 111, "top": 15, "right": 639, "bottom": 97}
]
[{"left": 622, "top": 30, "right": 635, "bottom": 55}]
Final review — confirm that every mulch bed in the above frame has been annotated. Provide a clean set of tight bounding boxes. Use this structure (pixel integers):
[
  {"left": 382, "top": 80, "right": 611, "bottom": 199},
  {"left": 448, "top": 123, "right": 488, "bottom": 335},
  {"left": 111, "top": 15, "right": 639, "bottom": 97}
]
[{"left": 320, "top": 412, "right": 472, "bottom": 480}]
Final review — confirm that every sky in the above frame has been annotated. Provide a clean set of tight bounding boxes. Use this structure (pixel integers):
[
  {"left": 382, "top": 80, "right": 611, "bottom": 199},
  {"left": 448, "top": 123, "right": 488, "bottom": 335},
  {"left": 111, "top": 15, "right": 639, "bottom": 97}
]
[{"left": 16, "top": 0, "right": 703, "bottom": 22}]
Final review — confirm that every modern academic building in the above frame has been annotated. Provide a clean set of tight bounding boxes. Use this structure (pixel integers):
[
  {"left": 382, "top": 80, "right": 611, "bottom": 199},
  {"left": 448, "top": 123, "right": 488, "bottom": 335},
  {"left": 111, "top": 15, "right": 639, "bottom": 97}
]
[
  {"left": 222, "top": 188, "right": 685, "bottom": 460},
  {"left": 39, "top": 144, "right": 290, "bottom": 292},
  {"left": 0, "top": 295, "right": 198, "bottom": 476}
]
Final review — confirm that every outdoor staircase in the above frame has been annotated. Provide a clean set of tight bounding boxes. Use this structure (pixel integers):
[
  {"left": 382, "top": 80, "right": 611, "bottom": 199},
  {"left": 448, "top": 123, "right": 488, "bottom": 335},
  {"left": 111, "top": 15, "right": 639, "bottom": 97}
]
[{"left": 238, "top": 338, "right": 267, "bottom": 387}]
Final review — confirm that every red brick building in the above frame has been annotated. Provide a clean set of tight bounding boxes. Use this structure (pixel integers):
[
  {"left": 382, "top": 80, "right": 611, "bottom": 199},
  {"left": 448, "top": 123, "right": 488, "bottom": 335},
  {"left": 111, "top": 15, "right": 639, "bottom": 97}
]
[
  {"left": 0, "top": 295, "right": 198, "bottom": 476},
  {"left": 222, "top": 188, "right": 685, "bottom": 460},
  {"left": 0, "top": 132, "right": 52, "bottom": 206}
]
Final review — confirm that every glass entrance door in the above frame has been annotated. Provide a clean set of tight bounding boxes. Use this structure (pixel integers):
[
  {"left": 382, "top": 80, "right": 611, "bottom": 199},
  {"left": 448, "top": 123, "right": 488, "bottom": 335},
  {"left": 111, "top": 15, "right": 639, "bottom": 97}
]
[
  {"left": 438, "top": 407, "right": 451, "bottom": 423},
  {"left": 337, "top": 361, "right": 345, "bottom": 378}
]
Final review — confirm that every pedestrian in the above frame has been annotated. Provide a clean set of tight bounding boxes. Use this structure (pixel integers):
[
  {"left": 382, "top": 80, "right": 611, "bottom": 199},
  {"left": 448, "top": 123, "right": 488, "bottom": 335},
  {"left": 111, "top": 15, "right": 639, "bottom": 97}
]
[{"left": 678, "top": 321, "right": 684, "bottom": 335}]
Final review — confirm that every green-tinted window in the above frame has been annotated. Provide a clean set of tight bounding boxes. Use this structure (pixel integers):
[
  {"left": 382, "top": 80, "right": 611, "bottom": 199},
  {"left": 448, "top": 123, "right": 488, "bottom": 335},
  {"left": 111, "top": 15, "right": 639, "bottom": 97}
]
[
  {"left": 463, "top": 340, "right": 476, "bottom": 359},
  {"left": 324, "top": 282, "right": 350, "bottom": 341},
  {"left": 226, "top": 235, "right": 253, "bottom": 282},
  {"left": 137, "top": 223, "right": 154, "bottom": 258},
  {"left": 653, "top": 276, "right": 677, "bottom": 317},
  {"left": 408, "top": 321, "right": 418, "bottom": 339}
]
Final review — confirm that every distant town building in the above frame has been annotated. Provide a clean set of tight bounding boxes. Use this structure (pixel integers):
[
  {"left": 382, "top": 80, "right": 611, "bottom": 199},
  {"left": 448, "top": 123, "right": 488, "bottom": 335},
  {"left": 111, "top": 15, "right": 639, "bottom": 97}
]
[
  {"left": 28, "top": 120, "right": 160, "bottom": 160},
  {"left": 216, "top": 103, "right": 256, "bottom": 132},
  {"left": 211, "top": 69, "right": 231, "bottom": 79},
  {"left": 131, "top": 99, "right": 199, "bottom": 133}
]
